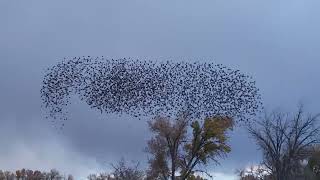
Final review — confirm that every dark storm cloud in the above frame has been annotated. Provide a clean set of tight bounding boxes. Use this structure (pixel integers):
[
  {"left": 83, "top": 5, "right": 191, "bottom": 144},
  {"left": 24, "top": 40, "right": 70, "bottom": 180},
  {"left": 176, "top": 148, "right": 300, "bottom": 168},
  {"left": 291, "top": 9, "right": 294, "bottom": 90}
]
[{"left": 1, "top": 0, "right": 320, "bottom": 179}]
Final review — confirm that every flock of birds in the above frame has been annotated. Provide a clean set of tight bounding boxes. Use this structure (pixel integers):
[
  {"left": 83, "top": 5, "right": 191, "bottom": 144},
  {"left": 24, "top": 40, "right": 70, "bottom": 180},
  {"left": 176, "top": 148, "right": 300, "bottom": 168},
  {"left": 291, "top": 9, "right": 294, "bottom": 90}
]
[{"left": 41, "top": 57, "right": 262, "bottom": 129}]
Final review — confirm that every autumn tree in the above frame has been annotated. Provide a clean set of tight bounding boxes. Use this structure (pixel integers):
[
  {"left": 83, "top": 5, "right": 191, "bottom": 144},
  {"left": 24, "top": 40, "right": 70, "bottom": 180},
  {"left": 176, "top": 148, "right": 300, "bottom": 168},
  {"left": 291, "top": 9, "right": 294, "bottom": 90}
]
[
  {"left": 146, "top": 114, "right": 233, "bottom": 180},
  {"left": 248, "top": 106, "right": 320, "bottom": 180}
]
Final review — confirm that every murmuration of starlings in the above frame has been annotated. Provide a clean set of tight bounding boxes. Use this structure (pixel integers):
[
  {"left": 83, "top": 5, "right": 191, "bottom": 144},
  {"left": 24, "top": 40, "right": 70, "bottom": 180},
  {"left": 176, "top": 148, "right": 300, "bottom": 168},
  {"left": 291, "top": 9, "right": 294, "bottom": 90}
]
[{"left": 41, "top": 57, "right": 262, "bottom": 128}]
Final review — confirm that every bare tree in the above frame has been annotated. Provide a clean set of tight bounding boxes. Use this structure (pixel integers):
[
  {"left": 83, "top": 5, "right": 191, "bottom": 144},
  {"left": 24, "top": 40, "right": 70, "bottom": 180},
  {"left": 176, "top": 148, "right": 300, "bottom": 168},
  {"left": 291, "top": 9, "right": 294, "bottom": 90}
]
[
  {"left": 87, "top": 158, "right": 144, "bottom": 180},
  {"left": 146, "top": 113, "right": 233, "bottom": 180},
  {"left": 111, "top": 158, "right": 144, "bottom": 180},
  {"left": 248, "top": 106, "right": 320, "bottom": 180}
]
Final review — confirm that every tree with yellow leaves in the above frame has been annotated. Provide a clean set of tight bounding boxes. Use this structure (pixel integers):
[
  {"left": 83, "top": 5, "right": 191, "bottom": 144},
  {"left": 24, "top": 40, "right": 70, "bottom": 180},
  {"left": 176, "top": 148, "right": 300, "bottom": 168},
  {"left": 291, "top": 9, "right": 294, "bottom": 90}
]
[{"left": 146, "top": 113, "right": 233, "bottom": 180}]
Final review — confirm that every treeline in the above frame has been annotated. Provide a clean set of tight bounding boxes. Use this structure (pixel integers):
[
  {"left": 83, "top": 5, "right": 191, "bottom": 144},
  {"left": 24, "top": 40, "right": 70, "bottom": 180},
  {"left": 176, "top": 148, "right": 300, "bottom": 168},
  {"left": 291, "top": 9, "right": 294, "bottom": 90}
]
[
  {"left": 0, "top": 169, "right": 73, "bottom": 180},
  {"left": 0, "top": 159, "right": 204, "bottom": 180}
]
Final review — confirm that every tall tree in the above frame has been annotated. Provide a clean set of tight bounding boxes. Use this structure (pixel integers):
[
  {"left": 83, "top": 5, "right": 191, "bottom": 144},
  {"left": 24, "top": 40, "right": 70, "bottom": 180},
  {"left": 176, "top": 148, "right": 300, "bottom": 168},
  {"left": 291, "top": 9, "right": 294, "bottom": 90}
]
[
  {"left": 248, "top": 106, "right": 320, "bottom": 180},
  {"left": 146, "top": 114, "right": 233, "bottom": 180}
]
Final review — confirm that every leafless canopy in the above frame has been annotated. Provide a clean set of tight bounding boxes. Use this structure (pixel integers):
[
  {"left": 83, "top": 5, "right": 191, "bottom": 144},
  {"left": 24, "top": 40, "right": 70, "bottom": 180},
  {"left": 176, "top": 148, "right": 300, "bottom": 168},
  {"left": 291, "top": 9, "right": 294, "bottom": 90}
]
[
  {"left": 248, "top": 106, "right": 320, "bottom": 180},
  {"left": 41, "top": 57, "right": 261, "bottom": 127},
  {"left": 110, "top": 158, "right": 144, "bottom": 180}
]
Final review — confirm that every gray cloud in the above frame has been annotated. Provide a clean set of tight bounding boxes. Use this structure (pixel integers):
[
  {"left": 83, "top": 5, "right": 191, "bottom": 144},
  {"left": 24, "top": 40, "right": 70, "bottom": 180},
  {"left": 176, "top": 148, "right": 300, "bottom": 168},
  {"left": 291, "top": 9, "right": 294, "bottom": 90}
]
[{"left": 1, "top": 0, "right": 320, "bottom": 179}]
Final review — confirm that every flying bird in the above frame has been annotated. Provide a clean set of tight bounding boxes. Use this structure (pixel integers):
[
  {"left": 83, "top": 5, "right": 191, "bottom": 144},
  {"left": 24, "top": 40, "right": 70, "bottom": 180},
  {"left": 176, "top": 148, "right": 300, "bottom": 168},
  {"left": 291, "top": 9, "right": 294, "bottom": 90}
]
[{"left": 41, "top": 57, "right": 262, "bottom": 127}]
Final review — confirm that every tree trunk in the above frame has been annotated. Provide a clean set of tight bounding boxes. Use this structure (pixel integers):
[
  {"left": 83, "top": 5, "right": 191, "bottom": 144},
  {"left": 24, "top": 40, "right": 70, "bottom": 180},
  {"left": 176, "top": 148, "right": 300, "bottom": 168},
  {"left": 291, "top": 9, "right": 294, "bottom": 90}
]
[{"left": 171, "top": 156, "right": 176, "bottom": 180}]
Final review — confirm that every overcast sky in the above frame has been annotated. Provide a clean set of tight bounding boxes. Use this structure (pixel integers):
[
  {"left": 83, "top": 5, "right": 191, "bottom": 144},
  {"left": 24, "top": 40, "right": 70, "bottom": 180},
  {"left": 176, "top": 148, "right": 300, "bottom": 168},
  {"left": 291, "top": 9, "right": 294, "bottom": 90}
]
[{"left": 1, "top": 1, "right": 320, "bottom": 179}]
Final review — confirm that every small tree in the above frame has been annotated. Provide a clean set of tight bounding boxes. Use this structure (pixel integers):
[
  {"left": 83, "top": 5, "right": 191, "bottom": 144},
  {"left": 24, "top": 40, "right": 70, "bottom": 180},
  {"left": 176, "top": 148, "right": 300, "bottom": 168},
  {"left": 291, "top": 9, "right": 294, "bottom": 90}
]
[
  {"left": 87, "top": 159, "right": 144, "bottom": 180},
  {"left": 146, "top": 114, "right": 233, "bottom": 180},
  {"left": 111, "top": 158, "right": 144, "bottom": 180},
  {"left": 248, "top": 106, "right": 320, "bottom": 180}
]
